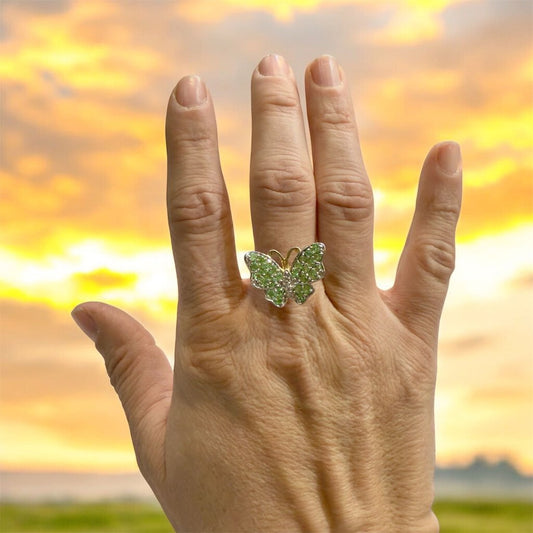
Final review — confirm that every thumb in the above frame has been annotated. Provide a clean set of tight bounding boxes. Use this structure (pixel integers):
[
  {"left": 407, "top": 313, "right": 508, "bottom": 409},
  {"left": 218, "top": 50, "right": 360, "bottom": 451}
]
[{"left": 71, "top": 302, "right": 172, "bottom": 482}]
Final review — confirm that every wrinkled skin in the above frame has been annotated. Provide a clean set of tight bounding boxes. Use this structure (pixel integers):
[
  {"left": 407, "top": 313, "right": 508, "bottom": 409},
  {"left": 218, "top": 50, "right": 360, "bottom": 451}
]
[{"left": 72, "top": 54, "right": 462, "bottom": 532}]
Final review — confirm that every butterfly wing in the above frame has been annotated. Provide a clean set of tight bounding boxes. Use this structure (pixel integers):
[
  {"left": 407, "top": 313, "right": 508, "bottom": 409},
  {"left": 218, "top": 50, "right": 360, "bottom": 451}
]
[
  {"left": 244, "top": 251, "right": 288, "bottom": 307},
  {"left": 289, "top": 242, "right": 326, "bottom": 304}
]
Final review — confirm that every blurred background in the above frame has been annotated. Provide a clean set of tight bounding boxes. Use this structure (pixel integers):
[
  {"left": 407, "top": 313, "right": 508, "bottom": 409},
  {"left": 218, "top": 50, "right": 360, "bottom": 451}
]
[{"left": 1, "top": 0, "right": 532, "bottom": 522}]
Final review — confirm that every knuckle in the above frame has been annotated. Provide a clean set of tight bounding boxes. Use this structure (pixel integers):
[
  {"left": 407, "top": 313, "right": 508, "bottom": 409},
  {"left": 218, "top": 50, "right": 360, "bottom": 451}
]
[
  {"left": 101, "top": 340, "right": 142, "bottom": 396},
  {"left": 253, "top": 160, "right": 313, "bottom": 209},
  {"left": 179, "top": 279, "right": 243, "bottom": 316},
  {"left": 267, "top": 346, "right": 308, "bottom": 377},
  {"left": 168, "top": 184, "right": 228, "bottom": 235},
  {"left": 185, "top": 349, "right": 235, "bottom": 389},
  {"left": 265, "top": 329, "right": 314, "bottom": 382},
  {"left": 317, "top": 100, "right": 355, "bottom": 133},
  {"left": 393, "top": 368, "right": 435, "bottom": 410},
  {"left": 256, "top": 86, "right": 301, "bottom": 115},
  {"left": 427, "top": 197, "right": 461, "bottom": 224},
  {"left": 167, "top": 115, "right": 215, "bottom": 149},
  {"left": 379, "top": 372, "right": 431, "bottom": 413},
  {"left": 415, "top": 236, "right": 456, "bottom": 282},
  {"left": 403, "top": 347, "right": 436, "bottom": 391},
  {"left": 387, "top": 332, "right": 437, "bottom": 399},
  {"left": 317, "top": 175, "right": 373, "bottom": 222},
  {"left": 180, "top": 315, "right": 240, "bottom": 389}
]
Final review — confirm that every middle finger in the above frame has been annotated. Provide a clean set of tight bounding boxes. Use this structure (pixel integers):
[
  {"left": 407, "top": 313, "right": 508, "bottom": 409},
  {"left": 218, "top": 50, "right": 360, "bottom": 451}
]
[{"left": 250, "top": 54, "right": 316, "bottom": 255}]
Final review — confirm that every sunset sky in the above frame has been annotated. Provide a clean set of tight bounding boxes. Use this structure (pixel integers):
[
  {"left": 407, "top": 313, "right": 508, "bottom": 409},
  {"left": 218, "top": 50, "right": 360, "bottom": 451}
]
[{"left": 1, "top": 0, "right": 532, "bottom": 476}]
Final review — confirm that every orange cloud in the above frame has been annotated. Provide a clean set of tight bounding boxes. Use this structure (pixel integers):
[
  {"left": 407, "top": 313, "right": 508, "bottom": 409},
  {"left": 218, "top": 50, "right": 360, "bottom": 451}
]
[
  {"left": 436, "top": 276, "right": 533, "bottom": 473},
  {"left": 0, "top": 299, "right": 175, "bottom": 471},
  {"left": 1, "top": 1, "right": 163, "bottom": 94},
  {"left": 72, "top": 269, "right": 137, "bottom": 292},
  {"left": 175, "top": 0, "right": 372, "bottom": 23},
  {"left": 1, "top": 0, "right": 532, "bottom": 475}
]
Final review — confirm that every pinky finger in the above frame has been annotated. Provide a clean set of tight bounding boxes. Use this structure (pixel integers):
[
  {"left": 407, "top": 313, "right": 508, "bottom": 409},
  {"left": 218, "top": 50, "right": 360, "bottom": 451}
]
[{"left": 390, "top": 142, "right": 462, "bottom": 347}]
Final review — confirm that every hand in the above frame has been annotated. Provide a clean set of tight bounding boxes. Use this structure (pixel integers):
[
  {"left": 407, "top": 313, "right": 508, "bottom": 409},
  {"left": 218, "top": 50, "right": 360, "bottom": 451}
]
[{"left": 72, "top": 54, "right": 462, "bottom": 532}]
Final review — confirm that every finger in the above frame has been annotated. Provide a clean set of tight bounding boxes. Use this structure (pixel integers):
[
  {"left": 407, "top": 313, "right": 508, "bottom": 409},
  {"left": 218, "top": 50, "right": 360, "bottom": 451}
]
[
  {"left": 305, "top": 56, "right": 375, "bottom": 307},
  {"left": 391, "top": 142, "right": 462, "bottom": 347},
  {"left": 71, "top": 302, "right": 172, "bottom": 482},
  {"left": 166, "top": 75, "right": 242, "bottom": 312},
  {"left": 250, "top": 54, "right": 316, "bottom": 254}
]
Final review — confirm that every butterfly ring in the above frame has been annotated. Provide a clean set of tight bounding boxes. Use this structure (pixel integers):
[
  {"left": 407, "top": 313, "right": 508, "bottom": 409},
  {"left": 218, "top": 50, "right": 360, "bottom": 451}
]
[{"left": 244, "top": 242, "right": 326, "bottom": 308}]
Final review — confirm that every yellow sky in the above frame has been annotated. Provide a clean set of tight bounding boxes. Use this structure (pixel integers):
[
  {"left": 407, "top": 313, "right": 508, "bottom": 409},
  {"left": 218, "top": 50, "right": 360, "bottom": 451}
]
[{"left": 1, "top": 0, "right": 532, "bottom": 474}]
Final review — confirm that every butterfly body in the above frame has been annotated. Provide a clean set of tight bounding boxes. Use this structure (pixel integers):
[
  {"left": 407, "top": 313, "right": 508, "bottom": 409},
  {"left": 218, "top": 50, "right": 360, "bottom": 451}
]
[{"left": 244, "top": 242, "right": 326, "bottom": 308}]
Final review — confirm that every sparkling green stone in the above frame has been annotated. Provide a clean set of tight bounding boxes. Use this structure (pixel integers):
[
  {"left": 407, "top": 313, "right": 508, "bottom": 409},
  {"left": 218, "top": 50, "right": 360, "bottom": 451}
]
[
  {"left": 246, "top": 243, "right": 324, "bottom": 307},
  {"left": 292, "top": 283, "right": 313, "bottom": 304},
  {"left": 266, "top": 285, "right": 287, "bottom": 307}
]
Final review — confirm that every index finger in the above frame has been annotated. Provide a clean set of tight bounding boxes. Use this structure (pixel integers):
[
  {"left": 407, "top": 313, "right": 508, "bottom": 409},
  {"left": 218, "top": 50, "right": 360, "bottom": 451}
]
[{"left": 166, "top": 75, "right": 242, "bottom": 313}]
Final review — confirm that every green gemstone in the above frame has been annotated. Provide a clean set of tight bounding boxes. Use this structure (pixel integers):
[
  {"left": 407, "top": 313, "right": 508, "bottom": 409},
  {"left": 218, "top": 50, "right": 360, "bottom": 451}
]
[
  {"left": 292, "top": 283, "right": 313, "bottom": 304},
  {"left": 266, "top": 285, "right": 287, "bottom": 307}
]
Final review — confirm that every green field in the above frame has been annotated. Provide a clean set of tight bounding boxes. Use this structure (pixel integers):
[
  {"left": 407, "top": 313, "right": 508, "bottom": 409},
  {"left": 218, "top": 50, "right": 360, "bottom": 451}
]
[
  {"left": 0, "top": 500, "right": 532, "bottom": 532},
  {"left": 434, "top": 500, "right": 533, "bottom": 532}
]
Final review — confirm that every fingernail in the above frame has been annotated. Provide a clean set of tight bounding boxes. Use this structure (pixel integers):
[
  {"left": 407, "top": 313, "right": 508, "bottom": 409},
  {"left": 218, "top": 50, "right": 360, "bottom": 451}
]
[
  {"left": 258, "top": 54, "right": 290, "bottom": 77},
  {"left": 72, "top": 305, "right": 97, "bottom": 342},
  {"left": 310, "top": 55, "right": 341, "bottom": 87},
  {"left": 175, "top": 75, "right": 207, "bottom": 107},
  {"left": 437, "top": 142, "right": 462, "bottom": 175}
]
